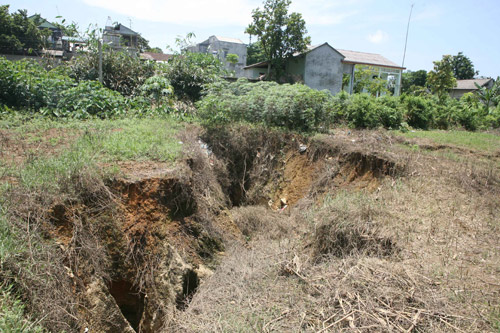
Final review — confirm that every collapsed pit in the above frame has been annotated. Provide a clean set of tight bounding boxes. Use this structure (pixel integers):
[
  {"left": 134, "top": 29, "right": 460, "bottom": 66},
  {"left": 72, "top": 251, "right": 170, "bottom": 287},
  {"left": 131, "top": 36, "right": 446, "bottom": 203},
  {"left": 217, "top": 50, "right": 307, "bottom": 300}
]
[{"left": 47, "top": 127, "right": 403, "bottom": 331}]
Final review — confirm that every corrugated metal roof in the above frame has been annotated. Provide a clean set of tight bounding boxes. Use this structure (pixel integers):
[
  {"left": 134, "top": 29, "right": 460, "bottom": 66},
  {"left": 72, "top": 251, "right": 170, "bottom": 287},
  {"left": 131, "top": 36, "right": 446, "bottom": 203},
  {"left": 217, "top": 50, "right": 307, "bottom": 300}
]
[
  {"left": 338, "top": 49, "right": 404, "bottom": 69},
  {"left": 454, "top": 78, "right": 493, "bottom": 90},
  {"left": 215, "top": 36, "right": 245, "bottom": 44},
  {"left": 140, "top": 52, "right": 173, "bottom": 62}
]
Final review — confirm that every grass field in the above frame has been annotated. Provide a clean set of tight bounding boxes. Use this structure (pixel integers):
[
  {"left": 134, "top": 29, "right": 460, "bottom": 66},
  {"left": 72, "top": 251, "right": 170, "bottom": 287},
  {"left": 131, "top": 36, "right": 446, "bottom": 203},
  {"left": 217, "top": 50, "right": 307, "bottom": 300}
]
[{"left": 394, "top": 129, "right": 500, "bottom": 153}]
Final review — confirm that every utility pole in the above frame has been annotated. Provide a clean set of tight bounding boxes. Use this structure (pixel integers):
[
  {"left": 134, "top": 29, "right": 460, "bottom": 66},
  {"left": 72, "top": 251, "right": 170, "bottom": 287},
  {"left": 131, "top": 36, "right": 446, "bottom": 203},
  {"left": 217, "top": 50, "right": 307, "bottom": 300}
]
[
  {"left": 398, "top": 3, "right": 414, "bottom": 95},
  {"left": 98, "top": 39, "right": 103, "bottom": 83},
  {"left": 402, "top": 3, "right": 414, "bottom": 69}
]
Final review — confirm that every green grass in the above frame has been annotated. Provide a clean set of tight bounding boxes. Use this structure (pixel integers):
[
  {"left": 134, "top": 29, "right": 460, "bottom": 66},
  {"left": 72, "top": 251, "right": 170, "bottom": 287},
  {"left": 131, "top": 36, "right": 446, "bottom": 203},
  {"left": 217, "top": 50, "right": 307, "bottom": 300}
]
[
  {"left": 0, "top": 115, "right": 184, "bottom": 329},
  {"left": 1, "top": 116, "right": 183, "bottom": 193},
  {"left": 393, "top": 129, "right": 500, "bottom": 153},
  {"left": 0, "top": 284, "right": 44, "bottom": 333},
  {"left": 0, "top": 210, "right": 44, "bottom": 332}
]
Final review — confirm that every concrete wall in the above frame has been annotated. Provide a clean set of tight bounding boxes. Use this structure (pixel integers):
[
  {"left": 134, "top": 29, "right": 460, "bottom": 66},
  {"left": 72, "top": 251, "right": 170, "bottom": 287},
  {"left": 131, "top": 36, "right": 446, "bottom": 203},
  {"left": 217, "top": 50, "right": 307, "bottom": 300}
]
[
  {"left": 206, "top": 36, "right": 247, "bottom": 77},
  {"left": 450, "top": 89, "right": 473, "bottom": 99},
  {"left": 245, "top": 67, "right": 268, "bottom": 80},
  {"left": 304, "top": 45, "right": 344, "bottom": 94},
  {"left": 188, "top": 36, "right": 248, "bottom": 78}
]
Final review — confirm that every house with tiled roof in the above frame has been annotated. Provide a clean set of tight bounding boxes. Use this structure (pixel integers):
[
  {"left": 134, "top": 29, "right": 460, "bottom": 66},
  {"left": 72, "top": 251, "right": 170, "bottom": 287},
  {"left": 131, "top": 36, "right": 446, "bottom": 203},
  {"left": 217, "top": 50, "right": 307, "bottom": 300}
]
[
  {"left": 140, "top": 52, "right": 174, "bottom": 63},
  {"left": 450, "top": 78, "right": 494, "bottom": 99},
  {"left": 244, "top": 42, "right": 404, "bottom": 95}
]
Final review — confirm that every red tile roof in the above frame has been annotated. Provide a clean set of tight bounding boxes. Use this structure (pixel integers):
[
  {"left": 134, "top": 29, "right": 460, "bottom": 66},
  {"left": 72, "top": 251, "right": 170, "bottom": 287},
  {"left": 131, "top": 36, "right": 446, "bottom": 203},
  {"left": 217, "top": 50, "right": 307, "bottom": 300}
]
[{"left": 140, "top": 52, "right": 173, "bottom": 62}]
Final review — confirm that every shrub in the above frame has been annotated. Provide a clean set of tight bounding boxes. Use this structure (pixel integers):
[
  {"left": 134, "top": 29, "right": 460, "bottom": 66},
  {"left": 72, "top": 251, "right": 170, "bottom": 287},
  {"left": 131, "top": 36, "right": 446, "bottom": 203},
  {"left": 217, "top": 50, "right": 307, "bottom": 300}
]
[
  {"left": 0, "top": 58, "right": 74, "bottom": 110},
  {"left": 198, "top": 79, "right": 332, "bottom": 132},
  {"left": 345, "top": 94, "right": 381, "bottom": 129},
  {"left": 377, "top": 95, "right": 404, "bottom": 129},
  {"left": 54, "top": 80, "right": 126, "bottom": 118},
  {"left": 402, "top": 95, "right": 434, "bottom": 129},
  {"left": 164, "top": 52, "right": 226, "bottom": 101},
  {"left": 68, "top": 46, "right": 157, "bottom": 96},
  {"left": 325, "top": 90, "right": 350, "bottom": 125},
  {"left": 483, "top": 105, "right": 500, "bottom": 129},
  {"left": 140, "top": 75, "right": 173, "bottom": 106}
]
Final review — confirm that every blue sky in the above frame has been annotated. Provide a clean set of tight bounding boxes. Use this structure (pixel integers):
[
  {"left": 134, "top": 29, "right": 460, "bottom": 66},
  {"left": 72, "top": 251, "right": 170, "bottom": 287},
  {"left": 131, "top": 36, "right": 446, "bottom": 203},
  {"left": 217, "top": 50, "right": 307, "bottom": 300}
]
[{"left": 9, "top": 0, "right": 500, "bottom": 77}]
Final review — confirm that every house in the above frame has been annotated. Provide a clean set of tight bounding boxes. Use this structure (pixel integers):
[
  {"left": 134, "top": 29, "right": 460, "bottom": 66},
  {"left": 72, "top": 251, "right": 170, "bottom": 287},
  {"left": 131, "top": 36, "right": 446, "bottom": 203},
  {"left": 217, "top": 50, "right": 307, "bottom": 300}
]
[
  {"left": 28, "top": 15, "right": 86, "bottom": 59},
  {"left": 244, "top": 43, "right": 404, "bottom": 96},
  {"left": 140, "top": 52, "right": 173, "bottom": 63},
  {"left": 186, "top": 36, "right": 248, "bottom": 77},
  {"left": 29, "top": 15, "right": 63, "bottom": 51},
  {"left": 450, "top": 78, "right": 494, "bottom": 99},
  {"left": 103, "top": 23, "right": 139, "bottom": 54}
]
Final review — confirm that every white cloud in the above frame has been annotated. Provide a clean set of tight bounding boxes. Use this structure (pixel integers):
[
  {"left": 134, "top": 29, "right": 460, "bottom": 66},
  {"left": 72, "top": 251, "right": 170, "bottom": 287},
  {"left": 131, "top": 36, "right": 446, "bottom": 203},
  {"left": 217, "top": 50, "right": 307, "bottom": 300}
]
[
  {"left": 83, "top": 0, "right": 363, "bottom": 27},
  {"left": 82, "top": 0, "right": 259, "bottom": 26},
  {"left": 367, "top": 29, "right": 388, "bottom": 44}
]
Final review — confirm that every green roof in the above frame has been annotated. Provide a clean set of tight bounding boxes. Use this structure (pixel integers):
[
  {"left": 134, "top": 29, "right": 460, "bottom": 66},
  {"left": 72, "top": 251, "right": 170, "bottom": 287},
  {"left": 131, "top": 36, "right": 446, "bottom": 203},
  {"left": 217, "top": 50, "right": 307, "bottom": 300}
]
[{"left": 28, "top": 15, "right": 58, "bottom": 30}]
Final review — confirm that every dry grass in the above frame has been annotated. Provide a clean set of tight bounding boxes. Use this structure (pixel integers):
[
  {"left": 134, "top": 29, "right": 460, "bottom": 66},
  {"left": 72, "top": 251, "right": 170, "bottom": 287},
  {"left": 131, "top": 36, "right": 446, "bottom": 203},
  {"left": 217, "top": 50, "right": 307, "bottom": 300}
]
[
  {"left": 169, "top": 129, "right": 500, "bottom": 333},
  {"left": 311, "top": 192, "right": 397, "bottom": 259},
  {"left": 1, "top": 120, "right": 499, "bottom": 332}
]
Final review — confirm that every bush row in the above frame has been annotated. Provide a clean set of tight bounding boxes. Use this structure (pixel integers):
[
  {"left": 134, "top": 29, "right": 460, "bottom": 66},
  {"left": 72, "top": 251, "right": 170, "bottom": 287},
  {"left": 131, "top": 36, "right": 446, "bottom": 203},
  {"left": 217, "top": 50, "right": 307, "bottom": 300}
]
[
  {"left": 197, "top": 78, "right": 500, "bottom": 131},
  {"left": 0, "top": 57, "right": 178, "bottom": 119},
  {"left": 197, "top": 80, "right": 332, "bottom": 132}
]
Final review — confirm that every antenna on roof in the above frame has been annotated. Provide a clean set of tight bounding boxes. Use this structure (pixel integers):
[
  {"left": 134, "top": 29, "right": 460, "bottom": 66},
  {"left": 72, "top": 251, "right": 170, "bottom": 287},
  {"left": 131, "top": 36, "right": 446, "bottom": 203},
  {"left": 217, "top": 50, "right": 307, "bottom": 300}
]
[
  {"left": 401, "top": 3, "right": 414, "bottom": 68},
  {"left": 128, "top": 17, "right": 132, "bottom": 29}
]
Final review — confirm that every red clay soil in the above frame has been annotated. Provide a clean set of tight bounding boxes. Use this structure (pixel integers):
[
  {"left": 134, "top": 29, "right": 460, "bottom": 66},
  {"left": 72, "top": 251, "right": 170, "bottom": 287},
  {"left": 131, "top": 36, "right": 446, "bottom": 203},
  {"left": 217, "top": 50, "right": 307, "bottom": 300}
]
[{"left": 115, "top": 177, "right": 203, "bottom": 264}]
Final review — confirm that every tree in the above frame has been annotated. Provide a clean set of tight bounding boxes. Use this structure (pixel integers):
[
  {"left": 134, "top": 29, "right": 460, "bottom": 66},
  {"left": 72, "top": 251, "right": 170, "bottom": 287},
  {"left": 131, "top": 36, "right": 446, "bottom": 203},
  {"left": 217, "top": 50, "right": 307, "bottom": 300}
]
[
  {"left": 226, "top": 54, "right": 239, "bottom": 65},
  {"left": 427, "top": 55, "right": 457, "bottom": 101},
  {"left": 246, "top": 41, "right": 266, "bottom": 65},
  {"left": 451, "top": 52, "right": 477, "bottom": 79},
  {"left": 353, "top": 66, "right": 389, "bottom": 96},
  {"left": 0, "top": 5, "right": 45, "bottom": 54},
  {"left": 401, "top": 70, "right": 427, "bottom": 93},
  {"left": 146, "top": 47, "right": 163, "bottom": 54},
  {"left": 245, "top": 0, "right": 310, "bottom": 81},
  {"left": 164, "top": 34, "right": 227, "bottom": 101},
  {"left": 474, "top": 77, "right": 500, "bottom": 113},
  {"left": 68, "top": 26, "right": 157, "bottom": 96}
]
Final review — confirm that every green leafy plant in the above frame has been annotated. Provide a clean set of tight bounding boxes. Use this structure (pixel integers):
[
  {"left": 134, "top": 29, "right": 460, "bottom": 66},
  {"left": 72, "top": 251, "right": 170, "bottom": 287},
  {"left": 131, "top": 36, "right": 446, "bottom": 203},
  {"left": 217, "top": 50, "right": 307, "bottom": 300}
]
[
  {"left": 68, "top": 26, "right": 158, "bottom": 97},
  {"left": 401, "top": 95, "right": 435, "bottom": 129},
  {"left": 427, "top": 55, "right": 457, "bottom": 101},
  {"left": 198, "top": 79, "right": 332, "bottom": 132},
  {"left": 164, "top": 34, "right": 226, "bottom": 101},
  {"left": 140, "top": 75, "right": 173, "bottom": 107},
  {"left": 55, "top": 80, "right": 125, "bottom": 118},
  {"left": 0, "top": 57, "right": 74, "bottom": 110}
]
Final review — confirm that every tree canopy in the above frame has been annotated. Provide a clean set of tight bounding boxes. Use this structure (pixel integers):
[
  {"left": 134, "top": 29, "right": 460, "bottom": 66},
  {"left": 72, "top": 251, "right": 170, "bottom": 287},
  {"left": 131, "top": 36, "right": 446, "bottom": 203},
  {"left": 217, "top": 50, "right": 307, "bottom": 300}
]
[
  {"left": 246, "top": 41, "right": 266, "bottom": 65},
  {"left": 451, "top": 52, "right": 477, "bottom": 80},
  {"left": 427, "top": 55, "right": 457, "bottom": 101},
  {"left": 245, "top": 0, "right": 310, "bottom": 81},
  {"left": 401, "top": 70, "right": 427, "bottom": 94},
  {"left": 0, "top": 5, "right": 46, "bottom": 54}
]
